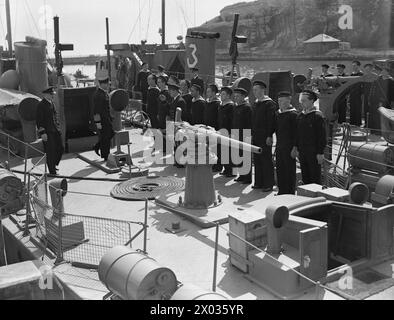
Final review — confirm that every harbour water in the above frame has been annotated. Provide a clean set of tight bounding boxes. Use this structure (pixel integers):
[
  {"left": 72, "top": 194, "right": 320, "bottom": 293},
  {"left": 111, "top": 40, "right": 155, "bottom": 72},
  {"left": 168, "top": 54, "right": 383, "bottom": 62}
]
[{"left": 64, "top": 57, "right": 378, "bottom": 86}]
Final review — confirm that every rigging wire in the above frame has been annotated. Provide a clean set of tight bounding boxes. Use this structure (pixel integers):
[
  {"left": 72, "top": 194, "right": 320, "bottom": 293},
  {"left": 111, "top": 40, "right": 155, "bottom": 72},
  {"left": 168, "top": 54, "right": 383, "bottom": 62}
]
[
  {"left": 145, "top": 0, "right": 153, "bottom": 42},
  {"left": 44, "top": 0, "right": 48, "bottom": 42},
  {"left": 127, "top": 0, "right": 149, "bottom": 43},
  {"left": 24, "top": 0, "right": 42, "bottom": 38},
  {"left": 22, "top": 1, "right": 35, "bottom": 38},
  {"left": 175, "top": 0, "right": 183, "bottom": 33},
  {"left": 176, "top": 0, "right": 189, "bottom": 29},
  {"left": 194, "top": 0, "right": 196, "bottom": 26},
  {"left": 0, "top": 2, "right": 5, "bottom": 44},
  {"left": 138, "top": 0, "right": 141, "bottom": 41}
]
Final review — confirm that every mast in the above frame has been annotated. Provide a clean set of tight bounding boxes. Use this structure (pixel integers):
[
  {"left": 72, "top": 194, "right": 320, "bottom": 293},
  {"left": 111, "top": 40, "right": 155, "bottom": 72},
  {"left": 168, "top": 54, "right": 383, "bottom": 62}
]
[
  {"left": 5, "top": 0, "right": 12, "bottom": 56},
  {"left": 106, "top": 17, "right": 112, "bottom": 90},
  {"left": 161, "top": 0, "right": 166, "bottom": 45}
]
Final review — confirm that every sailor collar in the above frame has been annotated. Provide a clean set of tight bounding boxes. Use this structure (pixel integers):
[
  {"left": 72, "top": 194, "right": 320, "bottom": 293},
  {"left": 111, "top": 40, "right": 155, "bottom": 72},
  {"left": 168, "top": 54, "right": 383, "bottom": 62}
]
[
  {"left": 279, "top": 108, "right": 296, "bottom": 114},
  {"left": 302, "top": 108, "right": 319, "bottom": 115},
  {"left": 192, "top": 96, "right": 205, "bottom": 103},
  {"left": 256, "top": 96, "right": 273, "bottom": 103},
  {"left": 221, "top": 100, "right": 233, "bottom": 106},
  {"left": 207, "top": 97, "right": 220, "bottom": 103}
]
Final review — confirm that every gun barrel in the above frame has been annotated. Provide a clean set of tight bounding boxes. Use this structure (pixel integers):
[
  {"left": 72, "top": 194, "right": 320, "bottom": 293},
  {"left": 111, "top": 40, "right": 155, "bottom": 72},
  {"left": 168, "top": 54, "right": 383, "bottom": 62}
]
[{"left": 175, "top": 121, "right": 262, "bottom": 154}]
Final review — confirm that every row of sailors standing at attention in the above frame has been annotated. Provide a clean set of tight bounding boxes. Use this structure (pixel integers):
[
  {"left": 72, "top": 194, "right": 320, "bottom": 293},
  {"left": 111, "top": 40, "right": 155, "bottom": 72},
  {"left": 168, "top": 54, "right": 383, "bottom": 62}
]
[{"left": 145, "top": 74, "right": 327, "bottom": 195}]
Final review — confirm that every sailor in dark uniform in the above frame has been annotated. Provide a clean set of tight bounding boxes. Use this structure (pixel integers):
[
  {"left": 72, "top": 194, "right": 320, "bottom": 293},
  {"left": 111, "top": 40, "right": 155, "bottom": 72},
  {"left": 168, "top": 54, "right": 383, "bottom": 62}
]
[
  {"left": 294, "top": 90, "right": 327, "bottom": 185},
  {"left": 274, "top": 91, "right": 298, "bottom": 195},
  {"left": 136, "top": 62, "right": 150, "bottom": 111},
  {"left": 168, "top": 81, "right": 187, "bottom": 167},
  {"left": 190, "top": 67, "right": 205, "bottom": 95},
  {"left": 232, "top": 87, "right": 252, "bottom": 184},
  {"left": 180, "top": 79, "right": 193, "bottom": 122},
  {"left": 218, "top": 86, "right": 235, "bottom": 177},
  {"left": 93, "top": 76, "right": 115, "bottom": 161},
  {"left": 190, "top": 84, "right": 206, "bottom": 125},
  {"left": 349, "top": 60, "right": 364, "bottom": 127},
  {"left": 204, "top": 84, "right": 220, "bottom": 130},
  {"left": 336, "top": 64, "right": 348, "bottom": 124},
  {"left": 251, "top": 80, "right": 278, "bottom": 192},
  {"left": 157, "top": 75, "right": 171, "bottom": 130},
  {"left": 146, "top": 74, "right": 160, "bottom": 129},
  {"left": 321, "top": 64, "right": 333, "bottom": 78},
  {"left": 36, "top": 86, "right": 64, "bottom": 175},
  {"left": 204, "top": 84, "right": 221, "bottom": 172}
]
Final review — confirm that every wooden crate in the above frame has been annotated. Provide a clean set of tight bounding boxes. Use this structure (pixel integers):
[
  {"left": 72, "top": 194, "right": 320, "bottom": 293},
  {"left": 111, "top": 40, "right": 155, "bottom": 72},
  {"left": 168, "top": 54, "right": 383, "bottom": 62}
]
[{"left": 228, "top": 209, "right": 267, "bottom": 273}]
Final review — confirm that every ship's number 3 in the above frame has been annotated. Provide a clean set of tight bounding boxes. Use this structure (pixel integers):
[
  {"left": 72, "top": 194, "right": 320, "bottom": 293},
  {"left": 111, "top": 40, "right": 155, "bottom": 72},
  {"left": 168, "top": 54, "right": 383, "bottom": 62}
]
[{"left": 187, "top": 44, "right": 198, "bottom": 69}]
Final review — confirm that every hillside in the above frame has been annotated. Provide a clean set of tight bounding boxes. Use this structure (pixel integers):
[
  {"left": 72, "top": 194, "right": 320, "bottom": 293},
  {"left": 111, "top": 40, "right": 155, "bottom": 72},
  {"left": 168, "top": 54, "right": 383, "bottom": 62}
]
[{"left": 191, "top": 0, "right": 392, "bottom": 55}]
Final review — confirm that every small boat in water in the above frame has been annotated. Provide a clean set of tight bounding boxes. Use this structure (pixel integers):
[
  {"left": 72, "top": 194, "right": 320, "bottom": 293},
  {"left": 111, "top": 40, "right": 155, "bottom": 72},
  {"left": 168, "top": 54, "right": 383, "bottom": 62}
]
[{"left": 72, "top": 69, "right": 89, "bottom": 79}]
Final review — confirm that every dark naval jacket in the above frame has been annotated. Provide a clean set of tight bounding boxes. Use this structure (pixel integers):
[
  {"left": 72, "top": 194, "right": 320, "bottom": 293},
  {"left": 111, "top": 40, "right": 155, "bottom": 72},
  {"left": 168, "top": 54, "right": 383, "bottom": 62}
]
[
  {"left": 252, "top": 98, "right": 278, "bottom": 145},
  {"left": 204, "top": 97, "right": 221, "bottom": 130},
  {"left": 157, "top": 89, "right": 171, "bottom": 129},
  {"left": 191, "top": 96, "right": 206, "bottom": 125},
  {"left": 146, "top": 86, "right": 161, "bottom": 128},
  {"left": 169, "top": 94, "right": 187, "bottom": 122},
  {"left": 218, "top": 101, "right": 234, "bottom": 132},
  {"left": 233, "top": 101, "right": 252, "bottom": 141},
  {"left": 36, "top": 98, "right": 61, "bottom": 135},
  {"left": 275, "top": 108, "right": 298, "bottom": 150},
  {"left": 181, "top": 93, "right": 193, "bottom": 123},
  {"left": 93, "top": 87, "right": 114, "bottom": 135},
  {"left": 296, "top": 109, "right": 327, "bottom": 155}
]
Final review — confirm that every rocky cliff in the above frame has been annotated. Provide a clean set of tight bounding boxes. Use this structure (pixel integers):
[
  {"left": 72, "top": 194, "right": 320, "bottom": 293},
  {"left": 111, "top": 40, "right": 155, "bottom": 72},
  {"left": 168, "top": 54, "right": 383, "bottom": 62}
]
[{"left": 191, "top": 0, "right": 392, "bottom": 55}]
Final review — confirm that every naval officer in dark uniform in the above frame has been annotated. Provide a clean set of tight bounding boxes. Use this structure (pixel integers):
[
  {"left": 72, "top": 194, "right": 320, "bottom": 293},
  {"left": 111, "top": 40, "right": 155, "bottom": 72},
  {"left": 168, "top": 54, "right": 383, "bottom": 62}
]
[
  {"left": 251, "top": 80, "right": 278, "bottom": 192},
  {"left": 36, "top": 86, "right": 64, "bottom": 175},
  {"left": 232, "top": 87, "right": 252, "bottom": 184},
  {"left": 157, "top": 75, "right": 171, "bottom": 130},
  {"left": 146, "top": 74, "right": 161, "bottom": 129},
  {"left": 168, "top": 80, "right": 187, "bottom": 122},
  {"left": 294, "top": 90, "right": 327, "bottom": 185},
  {"left": 274, "top": 91, "right": 298, "bottom": 195},
  {"left": 93, "top": 76, "right": 115, "bottom": 161},
  {"left": 136, "top": 62, "right": 150, "bottom": 111},
  {"left": 218, "top": 86, "right": 235, "bottom": 177}
]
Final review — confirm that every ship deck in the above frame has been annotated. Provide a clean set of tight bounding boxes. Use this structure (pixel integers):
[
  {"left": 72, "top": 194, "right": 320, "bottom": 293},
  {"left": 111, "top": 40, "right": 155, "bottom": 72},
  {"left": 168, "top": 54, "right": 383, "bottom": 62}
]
[{"left": 2, "top": 129, "right": 394, "bottom": 300}]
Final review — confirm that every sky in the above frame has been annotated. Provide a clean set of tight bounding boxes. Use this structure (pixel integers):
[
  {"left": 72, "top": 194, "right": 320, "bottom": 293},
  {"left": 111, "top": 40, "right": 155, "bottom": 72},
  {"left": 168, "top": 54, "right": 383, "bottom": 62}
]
[{"left": 0, "top": 0, "right": 254, "bottom": 57}]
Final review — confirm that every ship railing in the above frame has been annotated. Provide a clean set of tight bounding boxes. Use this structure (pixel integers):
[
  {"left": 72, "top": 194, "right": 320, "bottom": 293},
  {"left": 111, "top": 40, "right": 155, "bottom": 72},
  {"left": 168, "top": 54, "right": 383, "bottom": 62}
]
[{"left": 28, "top": 178, "right": 149, "bottom": 269}]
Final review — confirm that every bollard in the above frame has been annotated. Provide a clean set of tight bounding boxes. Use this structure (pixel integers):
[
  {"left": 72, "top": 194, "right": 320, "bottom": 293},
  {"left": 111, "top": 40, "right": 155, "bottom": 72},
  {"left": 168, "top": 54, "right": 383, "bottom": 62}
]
[{"left": 265, "top": 205, "right": 290, "bottom": 254}]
